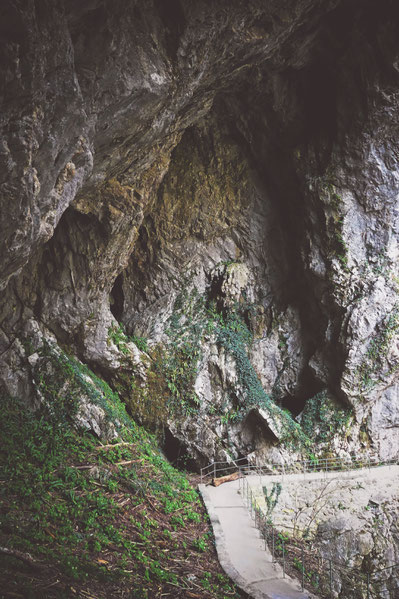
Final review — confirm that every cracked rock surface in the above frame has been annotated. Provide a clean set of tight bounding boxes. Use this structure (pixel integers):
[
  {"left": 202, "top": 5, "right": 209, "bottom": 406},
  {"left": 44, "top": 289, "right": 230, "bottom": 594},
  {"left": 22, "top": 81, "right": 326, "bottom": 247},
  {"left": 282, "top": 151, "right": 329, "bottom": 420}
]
[{"left": 2, "top": 0, "right": 399, "bottom": 466}]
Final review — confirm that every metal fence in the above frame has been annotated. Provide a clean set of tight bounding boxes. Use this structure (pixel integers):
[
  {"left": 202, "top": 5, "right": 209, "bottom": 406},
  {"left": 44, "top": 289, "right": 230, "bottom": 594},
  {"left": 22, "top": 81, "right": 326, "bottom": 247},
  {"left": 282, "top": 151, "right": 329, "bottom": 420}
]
[
  {"left": 240, "top": 475, "right": 399, "bottom": 599},
  {"left": 200, "top": 453, "right": 398, "bottom": 483},
  {"left": 200, "top": 456, "right": 249, "bottom": 482},
  {"left": 200, "top": 455, "right": 399, "bottom": 597}
]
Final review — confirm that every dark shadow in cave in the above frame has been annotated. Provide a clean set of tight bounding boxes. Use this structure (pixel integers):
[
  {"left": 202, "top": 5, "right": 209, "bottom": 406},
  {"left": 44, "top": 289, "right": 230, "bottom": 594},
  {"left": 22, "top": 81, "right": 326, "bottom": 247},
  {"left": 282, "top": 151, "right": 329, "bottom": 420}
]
[
  {"left": 279, "top": 394, "right": 306, "bottom": 417},
  {"left": 153, "top": 0, "right": 185, "bottom": 61},
  {"left": 162, "top": 428, "right": 198, "bottom": 472},
  {"left": 279, "top": 366, "right": 325, "bottom": 416},
  {"left": 110, "top": 273, "right": 124, "bottom": 322}
]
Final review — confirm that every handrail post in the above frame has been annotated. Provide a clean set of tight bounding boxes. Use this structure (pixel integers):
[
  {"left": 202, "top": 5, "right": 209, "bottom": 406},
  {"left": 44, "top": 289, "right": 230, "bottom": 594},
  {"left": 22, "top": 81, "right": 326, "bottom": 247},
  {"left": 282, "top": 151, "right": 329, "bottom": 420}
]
[
  {"left": 213, "top": 462, "right": 216, "bottom": 480},
  {"left": 272, "top": 526, "right": 275, "bottom": 562},
  {"left": 282, "top": 537, "right": 285, "bottom": 577},
  {"left": 329, "top": 559, "right": 333, "bottom": 597},
  {"left": 301, "top": 546, "right": 304, "bottom": 591},
  {"left": 367, "top": 572, "right": 370, "bottom": 599}
]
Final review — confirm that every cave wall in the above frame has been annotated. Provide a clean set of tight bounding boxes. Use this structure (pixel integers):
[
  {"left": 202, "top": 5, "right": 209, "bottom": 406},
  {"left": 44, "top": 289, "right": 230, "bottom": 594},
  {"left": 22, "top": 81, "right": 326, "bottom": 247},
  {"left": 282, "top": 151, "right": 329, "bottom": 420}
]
[{"left": 2, "top": 0, "right": 399, "bottom": 464}]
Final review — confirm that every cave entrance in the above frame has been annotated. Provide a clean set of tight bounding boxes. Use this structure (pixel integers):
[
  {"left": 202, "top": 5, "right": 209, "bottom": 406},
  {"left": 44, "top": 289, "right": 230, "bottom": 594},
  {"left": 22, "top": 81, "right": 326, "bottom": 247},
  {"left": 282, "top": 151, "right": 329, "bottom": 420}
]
[
  {"left": 279, "top": 394, "right": 307, "bottom": 417},
  {"left": 110, "top": 273, "right": 124, "bottom": 321},
  {"left": 280, "top": 367, "right": 325, "bottom": 417},
  {"left": 162, "top": 428, "right": 198, "bottom": 472}
]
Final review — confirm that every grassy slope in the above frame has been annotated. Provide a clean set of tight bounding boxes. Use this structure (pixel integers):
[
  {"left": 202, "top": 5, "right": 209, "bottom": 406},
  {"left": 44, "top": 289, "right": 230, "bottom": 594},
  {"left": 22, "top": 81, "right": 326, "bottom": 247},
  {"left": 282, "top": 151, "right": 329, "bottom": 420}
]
[{"left": 0, "top": 377, "right": 246, "bottom": 599}]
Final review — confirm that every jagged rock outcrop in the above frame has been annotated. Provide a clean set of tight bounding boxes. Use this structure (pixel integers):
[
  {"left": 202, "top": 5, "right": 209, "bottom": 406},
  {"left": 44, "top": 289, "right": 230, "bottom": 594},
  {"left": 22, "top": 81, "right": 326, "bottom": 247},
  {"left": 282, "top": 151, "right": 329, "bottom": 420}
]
[{"left": 1, "top": 0, "right": 399, "bottom": 466}]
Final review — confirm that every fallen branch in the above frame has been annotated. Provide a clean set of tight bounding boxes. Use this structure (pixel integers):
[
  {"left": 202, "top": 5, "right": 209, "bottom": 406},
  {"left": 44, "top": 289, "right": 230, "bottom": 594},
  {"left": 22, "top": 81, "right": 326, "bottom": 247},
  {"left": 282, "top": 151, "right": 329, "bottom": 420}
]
[
  {"left": 95, "top": 442, "right": 135, "bottom": 451},
  {"left": 72, "top": 459, "right": 139, "bottom": 470},
  {"left": 212, "top": 471, "right": 239, "bottom": 487},
  {"left": 114, "top": 459, "right": 139, "bottom": 467},
  {"left": 0, "top": 546, "right": 45, "bottom": 569}
]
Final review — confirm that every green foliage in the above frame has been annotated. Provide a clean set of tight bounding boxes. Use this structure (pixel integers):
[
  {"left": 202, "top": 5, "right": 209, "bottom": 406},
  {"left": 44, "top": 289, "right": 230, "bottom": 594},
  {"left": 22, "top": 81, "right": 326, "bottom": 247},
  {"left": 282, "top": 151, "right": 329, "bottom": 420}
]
[
  {"left": 106, "top": 279, "right": 309, "bottom": 451},
  {"left": 293, "top": 555, "right": 305, "bottom": 574},
  {"left": 335, "top": 225, "right": 349, "bottom": 268},
  {"left": 0, "top": 396, "right": 122, "bottom": 582},
  {"left": 263, "top": 482, "right": 282, "bottom": 516},
  {"left": 0, "top": 374, "right": 240, "bottom": 597},
  {"left": 356, "top": 304, "right": 399, "bottom": 392},
  {"left": 212, "top": 304, "right": 309, "bottom": 448},
  {"left": 115, "top": 287, "right": 205, "bottom": 429},
  {"left": 108, "top": 323, "right": 148, "bottom": 355},
  {"left": 147, "top": 284, "right": 310, "bottom": 448},
  {"left": 162, "top": 340, "right": 201, "bottom": 415},
  {"left": 275, "top": 531, "right": 290, "bottom": 555},
  {"left": 107, "top": 278, "right": 313, "bottom": 453},
  {"left": 301, "top": 391, "right": 352, "bottom": 445},
  {"left": 193, "top": 533, "right": 210, "bottom": 553},
  {"left": 35, "top": 339, "right": 137, "bottom": 434},
  {"left": 162, "top": 287, "right": 208, "bottom": 416},
  {"left": 131, "top": 334, "right": 149, "bottom": 353}
]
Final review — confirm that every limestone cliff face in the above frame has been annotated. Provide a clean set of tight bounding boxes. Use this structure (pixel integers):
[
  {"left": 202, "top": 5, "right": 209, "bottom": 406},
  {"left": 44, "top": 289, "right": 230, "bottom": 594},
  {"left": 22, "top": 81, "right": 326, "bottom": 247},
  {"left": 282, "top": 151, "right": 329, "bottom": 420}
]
[{"left": 2, "top": 0, "right": 399, "bottom": 465}]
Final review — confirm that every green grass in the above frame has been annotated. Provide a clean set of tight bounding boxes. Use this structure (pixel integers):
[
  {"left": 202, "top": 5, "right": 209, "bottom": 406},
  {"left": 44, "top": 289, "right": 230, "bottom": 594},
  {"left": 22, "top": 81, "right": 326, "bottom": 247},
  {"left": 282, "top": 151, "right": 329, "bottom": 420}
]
[{"left": 0, "top": 349, "right": 246, "bottom": 599}]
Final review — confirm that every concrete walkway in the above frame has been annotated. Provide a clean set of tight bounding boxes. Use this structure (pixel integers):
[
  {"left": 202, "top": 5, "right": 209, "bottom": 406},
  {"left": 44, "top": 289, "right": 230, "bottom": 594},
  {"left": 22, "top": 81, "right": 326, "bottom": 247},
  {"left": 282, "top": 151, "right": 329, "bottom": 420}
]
[{"left": 199, "top": 480, "right": 317, "bottom": 599}]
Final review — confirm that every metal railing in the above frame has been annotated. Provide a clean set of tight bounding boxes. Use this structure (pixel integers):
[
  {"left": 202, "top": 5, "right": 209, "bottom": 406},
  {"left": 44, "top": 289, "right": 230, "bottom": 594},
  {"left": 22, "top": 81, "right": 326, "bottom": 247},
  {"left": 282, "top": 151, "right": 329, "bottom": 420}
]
[
  {"left": 200, "top": 453, "right": 398, "bottom": 483},
  {"left": 200, "top": 456, "right": 249, "bottom": 483},
  {"left": 200, "top": 455, "right": 399, "bottom": 597},
  {"left": 240, "top": 475, "right": 399, "bottom": 599}
]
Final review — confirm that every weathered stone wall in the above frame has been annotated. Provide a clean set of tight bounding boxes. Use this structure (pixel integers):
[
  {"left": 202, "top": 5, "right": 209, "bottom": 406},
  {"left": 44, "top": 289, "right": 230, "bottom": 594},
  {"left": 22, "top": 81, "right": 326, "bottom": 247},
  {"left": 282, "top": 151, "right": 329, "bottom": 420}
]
[
  {"left": 1, "top": 0, "right": 399, "bottom": 466},
  {"left": 256, "top": 467, "right": 399, "bottom": 598}
]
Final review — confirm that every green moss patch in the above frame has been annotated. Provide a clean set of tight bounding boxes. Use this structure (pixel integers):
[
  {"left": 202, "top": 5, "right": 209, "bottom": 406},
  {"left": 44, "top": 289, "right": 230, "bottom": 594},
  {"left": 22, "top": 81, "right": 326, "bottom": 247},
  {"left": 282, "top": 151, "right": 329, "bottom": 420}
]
[
  {"left": 355, "top": 304, "right": 399, "bottom": 393},
  {"left": 301, "top": 391, "right": 352, "bottom": 447}
]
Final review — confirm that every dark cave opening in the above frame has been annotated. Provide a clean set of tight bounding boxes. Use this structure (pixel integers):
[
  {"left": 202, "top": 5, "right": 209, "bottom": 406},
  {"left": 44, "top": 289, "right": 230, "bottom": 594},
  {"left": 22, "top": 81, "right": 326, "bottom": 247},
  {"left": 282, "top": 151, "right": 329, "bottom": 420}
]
[
  {"left": 153, "top": 0, "right": 185, "bottom": 61},
  {"left": 279, "top": 394, "right": 306, "bottom": 417},
  {"left": 110, "top": 273, "right": 124, "bottom": 322},
  {"left": 207, "top": 270, "right": 226, "bottom": 313},
  {"left": 279, "top": 366, "right": 325, "bottom": 417},
  {"left": 207, "top": 269, "right": 253, "bottom": 331},
  {"left": 162, "top": 428, "right": 198, "bottom": 472}
]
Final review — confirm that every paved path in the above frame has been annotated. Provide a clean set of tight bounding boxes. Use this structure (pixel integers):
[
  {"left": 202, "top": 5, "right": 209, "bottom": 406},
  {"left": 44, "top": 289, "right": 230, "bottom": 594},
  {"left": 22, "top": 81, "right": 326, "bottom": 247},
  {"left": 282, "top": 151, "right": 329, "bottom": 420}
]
[{"left": 199, "top": 480, "right": 316, "bottom": 599}]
